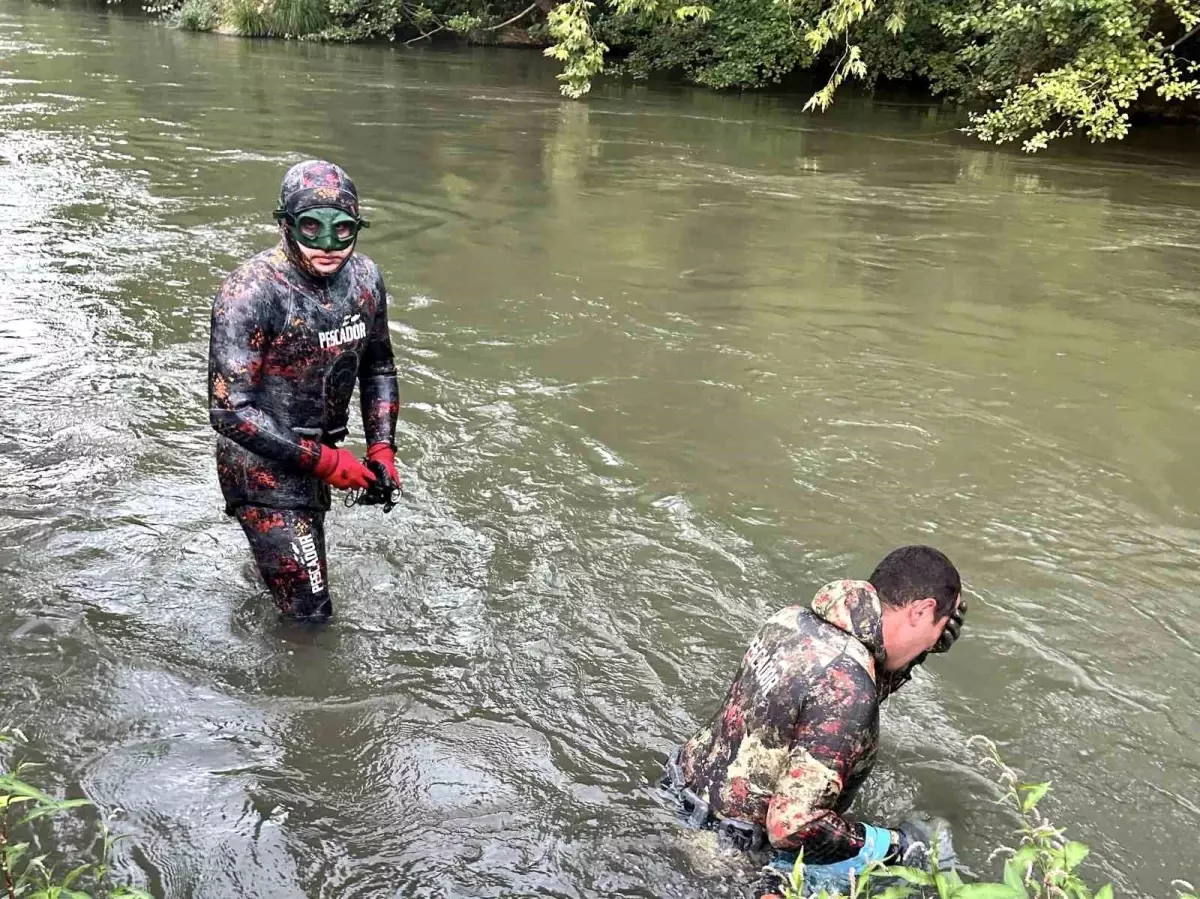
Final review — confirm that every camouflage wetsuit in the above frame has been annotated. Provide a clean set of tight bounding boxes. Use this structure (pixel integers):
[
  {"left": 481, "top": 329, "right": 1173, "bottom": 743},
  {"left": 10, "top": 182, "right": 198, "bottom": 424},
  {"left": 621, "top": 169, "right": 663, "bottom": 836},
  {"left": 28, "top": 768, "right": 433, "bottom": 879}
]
[
  {"left": 208, "top": 162, "right": 398, "bottom": 619},
  {"left": 673, "top": 580, "right": 913, "bottom": 864}
]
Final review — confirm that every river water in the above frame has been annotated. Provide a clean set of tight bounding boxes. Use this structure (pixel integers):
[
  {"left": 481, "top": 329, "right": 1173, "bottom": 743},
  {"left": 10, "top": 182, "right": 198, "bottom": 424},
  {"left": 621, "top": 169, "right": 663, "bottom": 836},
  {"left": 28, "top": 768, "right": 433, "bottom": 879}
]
[{"left": 1, "top": 3, "right": 1198, "bottom": 897}]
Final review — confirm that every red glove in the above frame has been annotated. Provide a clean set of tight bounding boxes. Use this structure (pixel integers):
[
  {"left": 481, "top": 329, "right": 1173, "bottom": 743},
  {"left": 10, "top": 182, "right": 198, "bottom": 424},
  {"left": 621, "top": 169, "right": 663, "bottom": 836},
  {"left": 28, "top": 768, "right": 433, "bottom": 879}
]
[
  {"left": 313, "top": 446, "right": 376, "bottom": 491},
  {"left": 366, "top": 443, "right": 400, "bottom": 487}
]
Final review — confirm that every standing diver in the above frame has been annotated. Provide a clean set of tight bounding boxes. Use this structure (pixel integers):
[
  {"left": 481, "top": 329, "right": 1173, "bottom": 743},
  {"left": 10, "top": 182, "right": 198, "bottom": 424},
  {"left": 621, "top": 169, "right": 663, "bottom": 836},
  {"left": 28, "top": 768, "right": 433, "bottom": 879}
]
[{"left": 208, "top": 159, "right": 400, "bottom": 621}]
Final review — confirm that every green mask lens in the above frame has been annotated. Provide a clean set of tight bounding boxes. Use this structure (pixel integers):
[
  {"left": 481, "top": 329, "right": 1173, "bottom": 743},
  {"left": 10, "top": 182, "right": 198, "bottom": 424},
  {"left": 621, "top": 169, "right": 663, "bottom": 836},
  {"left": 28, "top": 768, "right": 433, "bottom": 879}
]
[{"left": 276, "top": 206, "right": 367, "bottom": 252}]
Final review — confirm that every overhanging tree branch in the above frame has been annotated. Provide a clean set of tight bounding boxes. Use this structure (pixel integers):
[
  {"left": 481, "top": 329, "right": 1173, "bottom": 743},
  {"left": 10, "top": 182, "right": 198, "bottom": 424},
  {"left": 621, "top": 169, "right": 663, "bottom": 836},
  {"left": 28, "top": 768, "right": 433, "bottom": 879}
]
[
  {"left": 484, "top": 2, "right": 539, "bottom": 31},
  {"left": 405, "top": 23, "right": 446, "bottom": 43},
  {"left": 1168, "top": 22, "right": 1200, "bottom": 51}
]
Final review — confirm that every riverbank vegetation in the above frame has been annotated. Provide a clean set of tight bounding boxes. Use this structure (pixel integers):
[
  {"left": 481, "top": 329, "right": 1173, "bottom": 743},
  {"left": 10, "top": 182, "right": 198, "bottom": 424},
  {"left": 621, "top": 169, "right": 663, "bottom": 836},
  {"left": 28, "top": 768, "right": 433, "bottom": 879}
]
[
  {"left": 4, "top": 729, "right": 1194, "bottom": 899},
  {"left": 0, "top": 732, "right": 152, "bottom": 899},
  {"left": 780, "top": 737, "right": 1198, "bottom": 899},
  {"left": 157, "top": 0, "right": 1200, "bottom": 152}
]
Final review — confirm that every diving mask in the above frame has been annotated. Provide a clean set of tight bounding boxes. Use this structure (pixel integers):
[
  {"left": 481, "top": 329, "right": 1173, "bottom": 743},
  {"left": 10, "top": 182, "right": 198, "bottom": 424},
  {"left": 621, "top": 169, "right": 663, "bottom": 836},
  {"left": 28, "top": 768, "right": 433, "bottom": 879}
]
[{"left": 274, "top": 205, "right": 369, "bottom": 252}]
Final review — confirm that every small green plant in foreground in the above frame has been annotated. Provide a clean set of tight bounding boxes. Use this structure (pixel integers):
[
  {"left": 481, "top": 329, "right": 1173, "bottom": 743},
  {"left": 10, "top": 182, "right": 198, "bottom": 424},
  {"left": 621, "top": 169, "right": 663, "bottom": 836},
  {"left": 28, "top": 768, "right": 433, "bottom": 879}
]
[
  {"left": 4, "top": 728, "right": 1196, "bottom": 899},
  {"left": 0, "top": 731, "right": 152, "bottom": 899},
  {"left": 779, "top": 736, "right": 1195, "bottom": 899}
]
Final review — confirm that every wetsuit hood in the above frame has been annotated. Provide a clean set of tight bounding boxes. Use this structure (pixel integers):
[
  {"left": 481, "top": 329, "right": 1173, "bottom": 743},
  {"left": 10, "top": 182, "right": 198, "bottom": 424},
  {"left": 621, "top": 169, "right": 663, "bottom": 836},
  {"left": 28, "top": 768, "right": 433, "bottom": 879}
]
[
  {"left": 810, "top": 579, "right": 887, "bottom": 668},
  {"left": 278, "top": 159, "right": 361, "bottom": 219},
  {"left": 276, "top": 160, "right": 362, "bottom": 279}
]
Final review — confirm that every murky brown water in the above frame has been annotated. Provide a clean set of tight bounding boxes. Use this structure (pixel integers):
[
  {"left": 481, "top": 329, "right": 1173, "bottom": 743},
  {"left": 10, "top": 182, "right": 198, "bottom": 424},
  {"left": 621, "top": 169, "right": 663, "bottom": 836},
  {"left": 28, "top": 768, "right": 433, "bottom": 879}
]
[{"left": 1, "top": 3, "right": 1199, "bottom": 896}]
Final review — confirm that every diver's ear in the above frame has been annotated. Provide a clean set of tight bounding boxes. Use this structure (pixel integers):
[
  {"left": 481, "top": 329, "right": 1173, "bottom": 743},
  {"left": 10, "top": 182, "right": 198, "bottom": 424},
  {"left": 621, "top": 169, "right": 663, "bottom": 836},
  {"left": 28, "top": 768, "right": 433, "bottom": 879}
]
[{"left": 911, "top": 597, "right": 937, "bottom": 623}]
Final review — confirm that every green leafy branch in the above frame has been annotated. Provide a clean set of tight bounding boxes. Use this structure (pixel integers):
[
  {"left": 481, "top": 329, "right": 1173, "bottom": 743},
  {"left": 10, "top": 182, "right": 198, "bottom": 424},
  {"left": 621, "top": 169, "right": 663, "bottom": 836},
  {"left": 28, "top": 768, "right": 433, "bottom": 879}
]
[
  {"left": 1, "top": 731, "right": 152, "bottom": 899},
  {"left": 544, "top": 0, "right": 710, "bottom": 96},
  {"left": 777, "top": 736, "right": 1153, "bottom": 899}
]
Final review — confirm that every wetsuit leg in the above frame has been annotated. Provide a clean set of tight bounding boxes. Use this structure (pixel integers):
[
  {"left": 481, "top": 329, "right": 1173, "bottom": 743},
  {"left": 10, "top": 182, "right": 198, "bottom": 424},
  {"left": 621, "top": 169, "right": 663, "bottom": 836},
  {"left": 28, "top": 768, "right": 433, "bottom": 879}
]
[{"left": 234, "top": 505, "right": 332, "bottom": 620}]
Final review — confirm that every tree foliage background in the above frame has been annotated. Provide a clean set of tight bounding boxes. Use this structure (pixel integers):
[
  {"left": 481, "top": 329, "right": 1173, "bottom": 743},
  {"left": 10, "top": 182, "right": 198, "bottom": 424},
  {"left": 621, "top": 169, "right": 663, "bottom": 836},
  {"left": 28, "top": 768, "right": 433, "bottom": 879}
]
[{"left": 168, "top": 0, "right": 1200, "bottom": 151}]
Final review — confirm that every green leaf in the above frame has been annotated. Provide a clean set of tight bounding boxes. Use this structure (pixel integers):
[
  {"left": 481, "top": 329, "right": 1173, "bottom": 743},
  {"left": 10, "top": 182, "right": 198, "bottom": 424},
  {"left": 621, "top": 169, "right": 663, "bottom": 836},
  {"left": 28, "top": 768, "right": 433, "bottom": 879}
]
[
  {"left": 1018, "top": 782, "right": 1051, "bottom": 813},
  {"left": 1095, "top": 886, "right": 1113, "bottom": 899},
  {"left": 1003, "top": 859, "right": 1030, "bottom": 898},
  {"left": 19, "top": 806, "right": 76, "bottom": 824},
  {"left": 61, "top": 865, "right": 93, "bottom": 888},
  {"left": 1062, "top": 841, "right": 1089, "bottom": 871},
  {"left": 1063, "top": 880, "right": 1091, "bottom": 899},
  {"left": 4, "top": 841, "right": 31, "bottom": 867},
  {"left": 933, "top": 868, "right": 950, "bottom": 899},
  {"left": 0, "top": 778, "right": 55, "bottom": 804},
  {"left": 953, "top": 884, "right": 1026, "bottom": 899},
  {"left": 873, "top": 887, "right": 915, "bottom": 899},
  {"left": 1011, "top": 845, "right": 1039, "bottom": 869},
  {"left": 942, "top": 870, "right": 965, "bottom": 892},
  {"left": 885, "top": 866, "right": 937, "bottom": 887}
]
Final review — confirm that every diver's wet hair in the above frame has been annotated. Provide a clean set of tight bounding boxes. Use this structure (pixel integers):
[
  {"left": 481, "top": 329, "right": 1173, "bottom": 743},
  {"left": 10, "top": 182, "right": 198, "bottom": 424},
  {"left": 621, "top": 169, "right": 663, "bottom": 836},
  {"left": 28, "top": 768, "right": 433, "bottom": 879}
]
[{"left": 869, "top": 545, "right": 960, "bottom": 619}]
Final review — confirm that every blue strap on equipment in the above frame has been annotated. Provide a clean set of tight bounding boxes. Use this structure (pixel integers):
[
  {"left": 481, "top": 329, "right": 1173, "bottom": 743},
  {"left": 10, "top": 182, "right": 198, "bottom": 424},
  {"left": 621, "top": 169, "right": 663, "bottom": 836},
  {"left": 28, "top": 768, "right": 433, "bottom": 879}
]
[{"left": 769, "top": 824, "right": 893, "bottom": 893}]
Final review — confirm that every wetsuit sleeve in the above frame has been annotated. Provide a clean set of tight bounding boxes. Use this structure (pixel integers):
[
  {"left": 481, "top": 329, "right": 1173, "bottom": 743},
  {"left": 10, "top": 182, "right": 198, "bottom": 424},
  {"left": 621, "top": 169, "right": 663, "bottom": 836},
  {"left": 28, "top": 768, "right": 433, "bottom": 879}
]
[
  {"left": 359, "top": 266, "right": 399, "bottom": 447},
  {"left": 209, "top": 267, "right": 324, "bottom": 472},
  {"left": 765, "top": 656, "right": 881, "bottom": 862}
]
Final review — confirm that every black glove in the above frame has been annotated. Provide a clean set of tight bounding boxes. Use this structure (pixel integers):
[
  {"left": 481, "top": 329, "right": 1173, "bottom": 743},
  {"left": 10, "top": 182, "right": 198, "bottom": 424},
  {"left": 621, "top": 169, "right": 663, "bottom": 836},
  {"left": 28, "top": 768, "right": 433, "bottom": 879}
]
[
  {"left": 893, "top": 816, "right": 957, "bottom": 871},
  {"left": 751, "top": 868, "right": 790, "bottom": 899},
  {"left": 931, "top": 598, "right": 967, "bottom": 654},
  {"left": 358, "top": 458, "right": 401, "bottom": 512}
]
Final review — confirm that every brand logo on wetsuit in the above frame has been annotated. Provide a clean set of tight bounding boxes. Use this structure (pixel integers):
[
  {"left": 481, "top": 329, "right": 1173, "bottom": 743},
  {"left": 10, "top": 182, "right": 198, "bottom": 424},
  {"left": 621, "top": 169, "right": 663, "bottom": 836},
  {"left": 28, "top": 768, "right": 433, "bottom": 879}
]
[
  {"left": 746, "top": 635, "right": 782, "bottom": 693},
  {"left": 319, "top": 313, "right": 367, "bottom": 350},
  {"left": 292, "top": 533, "right": 325, "bottom": 594}
]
